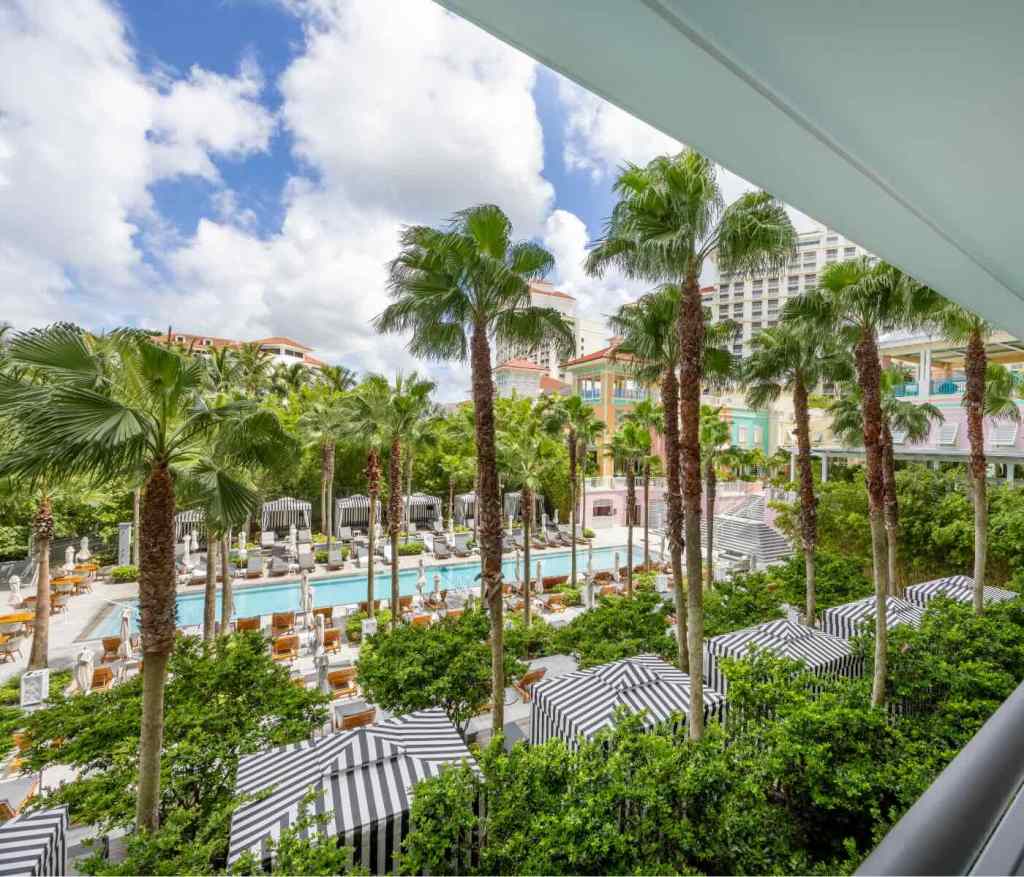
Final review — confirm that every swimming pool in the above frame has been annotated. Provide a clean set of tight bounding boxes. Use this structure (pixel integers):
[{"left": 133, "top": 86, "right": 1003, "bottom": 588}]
[{"left": 95, "top": 544, "right": 644, "bottom": 637}]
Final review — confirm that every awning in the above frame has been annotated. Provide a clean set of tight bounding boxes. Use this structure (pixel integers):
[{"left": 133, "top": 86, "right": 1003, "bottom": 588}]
[
  {"left": 904, "top": 575, "right": 1018, "bottom": 608},
  {"left": 529, "top": 654, "right": 725, "bottom": 748},
  {"left": 228, "top": 708, "right": 475, "bottom": 875},
  {"left": 454, "top": 492, "right": 476, "bottom": 525},
  {"left": 820, "top": 596, "right": 925, "bottom": 640},
  {"left": 703, "top": 618, "right": 859, "bottom": 693},
  {"left": 0, "top": 806, "right": 69, "bottom": 876},
  {"left": 260, "top": 497, "right": 311, "bottom": 532}
]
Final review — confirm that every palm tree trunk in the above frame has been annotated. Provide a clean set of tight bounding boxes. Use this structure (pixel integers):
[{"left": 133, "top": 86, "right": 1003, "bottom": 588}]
[
  {"left": 388, "top": 438, "right": 402, "bottom": 628},
  {"left": 965, "top": 327, "right": 988, "bottom": 614},
  {"left": 320, "top": 442, "right": 328, "bottom": 543},
  {"left": 405, "top": 451, "right": 413, "bottom": 544},
  {"left": 581, "top": 467, "right": 587, "bottom": 529},
  {"left": 203, "top": 536, "right": 217, "bottom": 643},
  {"left": 625, "top": 470, "right": 635, "bottom": 597},
  {"left": 366, "top": 449, "right": 380, "bottom": 619},
  {"left": 678, "top": 278, "right": 705, "bottom": 739},
  {"left": 881, "top": 424, "right": 900, "bottom": 594},
  {"left": 792, "top": 378, "right": 818, "bottom": 623},
  {"left": 643, "top": 461, "right": 650, "bottom": 569},
  {"left": 325, "top": 441, "right": 335, "bottom": 554},
  {"left": 470, "top": 325, "right": 505, "bottom": 735},
  {"left": 568, "top": 431, "right": 578, "bottom": 585},
  {"left": 132, "top": 487, "right": 141, "bottom": 567},
  {"left": 854, "top": 333, "right": 890, "bottom": 708},
  {"left": 662, "top": 368, "right": 688, "bottom": 669},
  {"left": 523, "top": 485, "right": 532, "bottom": 627},
  {"left": 136, "top": 461, "right": 176, "bottom": 832},
  {"left": 220, "top": 532, "right": 232, "bottom": 633},
  {"left": 28, "top": 496, "right": 53, "bottom": 670},
  {"left": 704, "top": 456, "right": 715, "bottom": 585}
]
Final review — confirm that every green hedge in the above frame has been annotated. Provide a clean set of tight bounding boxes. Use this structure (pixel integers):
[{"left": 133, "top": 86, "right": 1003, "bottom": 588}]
[{"left": 109, "top": 565, "right": 138, "bottom": 583}]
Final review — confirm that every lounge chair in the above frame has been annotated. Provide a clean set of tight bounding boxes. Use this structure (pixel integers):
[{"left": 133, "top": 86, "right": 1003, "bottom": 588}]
[
  {"left": 510, "top": 528, "right": 524, "bottom": 550},
  {"left": 397, "top": 595, "right": 413, "bottom": 614},
  {"left": 599, "top": 584, "right": 619, "bottom": 598},
  {"left": 313, "top": 606, "right": 334, "bottom": 627},
  {"left": 291, "top": 675, "right": 307, "bottom": 689},
  {"left": 271, "top": 635, "right": 299, "bottom": 662},
  {"left": 411, "top": 614, "right": 432, "bottom": 628},
  {"left": 514, "top": 667, "right": 547, "bottom": 702},
  {"left": 452, "top": 533, "right": 472, "bottom": 557},
  {"left": 261, "top": 531, "right": 275, "bottom": 550},
  {"left": 323, "top": 628, "right": 341, "bottom": 654},
  {"left": 269, "top": 556, "right": 289, "bottom": 577},
  {"left": 246, "top": 553, "right": 263, "bottom": 579},
  {"left": 531, "top": 531, "right": 547, "bottom": 550},
  {"left": 433, "top": 536, "right": 452, "bottom": 560},
  {"left": 297, "top": 546, "right": 316, "bottom": 573},
  {"left": 236, "top": 616, "right": 261, "bottom": 633},
  {"left": 91, "top": 666, "right": 114, "bottom": 692},
  {"left": 272, "top": 611, "right": 295, "bottom": 637},
  {"left": 0, "top": 636, "right": 23, "bottom": 663},
  {"left": 445, "top": 607, "right": 464, "bottom": 621},
  {"left": 542, "top": 575, "right": 568, "bottom": 592},
  {"left": 552, "top": 526, "right": 572, "bottom": 547},
  {"left": 326, "top": 667, "right": 359, "bottom": 700},
  {"left": 336, "top": 526, "right": 353, "bottom": 543},
  {"left": 101, "top": 637, "right": 121, "bottom": 662},
  {"left": 297, "top": 529, "right": 312, "bottom": 546},
  {"left": 358, "top": 599, "right": 381, "bottom": 615},
  {"left": 327, "top": 545, "right": 344, "bottom": 571},
  {"left": 337, "top": 705, "right": 376, "bottom": 731},
  {"left": 545, "top": 593, "right": 568, "bottom": 613}
]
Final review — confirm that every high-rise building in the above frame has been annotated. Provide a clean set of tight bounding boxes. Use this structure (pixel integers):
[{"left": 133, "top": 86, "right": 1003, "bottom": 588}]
[{"left": 707, "top": 224, "right": 872, "bottom": 358}]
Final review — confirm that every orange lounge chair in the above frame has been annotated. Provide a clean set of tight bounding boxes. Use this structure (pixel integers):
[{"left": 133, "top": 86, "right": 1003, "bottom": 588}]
[
  {"left": 358, "top": 599, "right": 381, "bottom": 615},
  {"left": 411, "top": 614, "right": 433, "bottom": 628},
  {"left": 514, "top": 667, "right": 547, "bottom": 702},
  {"left": 322, "top": 628, "right": 341, "bottom": 654},
  {"left": 236, "top": 616, "right": 261, "bottom": 633},
  {"left": 271, "top": 612, "right": 295, "bottom": 637},
  {"left": 397, "top": 595, "right": 414, "bottom": 613},
  {"left": 545, "top": 594, "right": 567, "bottom": 613},
  {"left": 91, "top": 666, "right": 114, "bottom": 692},
  {"left": 313, "top": 606, "right": 334, "bottom": 626},
  {"left": 327, "top": 667, "right": 359, "bottom": 700},
  {"left": 271, "top": 635, "right": 299, "bottom": 662},
  {"left": 599, "top": 584, "right": 619, "bottom": 598},
  {"left": 445, "top": 607, "right": 464, "bottom": 620},
  {"left": 337, "top": 706, "right": 376, "bottom": 731},
  {"left": 101, "top": 637, "right": 121, "bottom": 662}
]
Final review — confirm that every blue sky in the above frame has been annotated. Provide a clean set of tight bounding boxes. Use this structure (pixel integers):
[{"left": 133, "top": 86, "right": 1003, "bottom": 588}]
[{"left": 0, "top": 0, "right": 780, "bottom": 392}]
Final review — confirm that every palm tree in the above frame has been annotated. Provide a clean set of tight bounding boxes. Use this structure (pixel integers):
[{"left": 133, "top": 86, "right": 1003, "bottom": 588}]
[
  {"left": 235, "top": 342, "right": 273, "bottom": 397},
  {"left": 204, "top": 346, "right": 240, "bottom": 396},
  {"left": 271, "top": 362, "right": 309, "bottom": 398},
  {"left": 929, "top": 305, "right": 1021, "bottom": 613},
  {"left": 576, "top": 416, "right": 606, "bottom": 532},
  {"left": 606, "top": 420, "right": 651, "bottom": 597},
  {"left": 0, "top": 325, "right": 286, "bottom": 831},
  {"left": 318, "top": 364, "right": 357, "bottom": 394},
  {"left": 622, "top": 399, "right": 663, "bottom": 569},
  {"left": 538, "top": 395, "right": 605, "bottom": 585},
  {"left": 744, "top": 321, "right": 852, "bottom": 621},
  {"left": 297, "top": 390, "right": 348, "bottom": 548},
  {"left": 498, "top": 404, "right": 558, "bottom": 625},
  {"left": 376, "top": 204, "right": 573, "bottom": 733},
  {"left": 587, "top": 151, "right": 796, "bottom": 739},
  {"left": 698, "top": 406, "right": 731, "bottom": 584},
  {"left": 788, "top": 259, "right": 935, "bottom": 706}
]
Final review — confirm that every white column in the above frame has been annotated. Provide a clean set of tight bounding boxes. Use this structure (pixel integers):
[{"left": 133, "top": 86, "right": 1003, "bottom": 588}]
[
  {"left": 919, "top": 346, "right": 932, "bottom": 397},
  {"left": 1009, "top": 464, "right": 1016, "bottom": 486},
  {"left": 789, "top": 447, "right": 796, "bottom": 482},
  {"left": 821, "top": 454, "right": 829, "bottom": 483}
]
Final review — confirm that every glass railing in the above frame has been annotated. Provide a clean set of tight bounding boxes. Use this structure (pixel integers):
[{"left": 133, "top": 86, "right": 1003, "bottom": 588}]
[
  {"left": 892, "top": 382, "right": 919, "bottom": 397},
  {"left": 931, "top": 379, "right": 966, "bottom": 395},
  {"left": 580, "top": 390, "right": 601, "bottom": 402},
  {"left": 613, "top": 387, "right": 648, "bottom": 401}
]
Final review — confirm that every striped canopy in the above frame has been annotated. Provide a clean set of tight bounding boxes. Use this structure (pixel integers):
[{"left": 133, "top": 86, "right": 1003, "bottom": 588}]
[
  {"left": 228, "top": 708, "right": 474, "bottom": 875},
  {"left": 0, "top": 807, "right": 68, "bottom": 876},
  {"left": 405, "top": 494, "right": 442, "bottom": 525},
  {"left": 503, "top": 491, "right": 544, "bottom": 523},
  {"left": 335, "top": 495, "right": 382, "bottom": 530},
  {"left": 820, "top": 596, "right": 925, "bottom": 640},
  {"left": 260, "top": 497, "right": 311, "bottom": 532},
  {"left": 174, "top": 508, "right": 205, "bottom": 542},
  {"left": 454, "top": 492, "right": 476, "bottom": 524},
  {"left": 529, "top": 654, "right": 725, "bottom": 748},
  {"left": 703, "top": 619, "right": 859, "bottom": 693},
  {"left": 904, "top": 575, "right": 1018, "bottom": 608}
]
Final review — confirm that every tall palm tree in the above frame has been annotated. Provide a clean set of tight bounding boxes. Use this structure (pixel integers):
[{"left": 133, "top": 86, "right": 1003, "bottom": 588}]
[
  {"left": 235, "top": 342, "right": 273, "bottom": 397},
  {"left": 623, "top": 398, "right": 663, "bottom": 568},
  {"left": 698, "top": 406, "right": 731, "bottom": 584},
  {"left": 587, "top": 151, "right": 796, "bottom": 739},
  {"left": 538, "top": 395, "right": 605, "bottom": 585},
  {"left": 744, "top": 321, "right": 852, "bottom": 621},
  {"left": 606, "top": 420, "right": 651, "bottom": 597},
  {"left": 788, "top": 258, "right": 935, "bottom": 706},
  {"left": 204, "top": 346, "right": 240, "bottom": 396},
  {"left": 928, "top": 304, "right": 1022, "bottom": 613},
  {"left": 0, "top": 325, "right": 287, "bottom": 831},
  {"left": 271, "top": 362, "right": 309, "bottom": 398},
  {"left": 297, "top": 390, "right": 348, "bottom": 548},
  {"left": 318, "top": 364, "right": 358, "bottom": 394},
  {"left": 376, "top": 204, "right": 573, "bottom": 733},
  {"left": 498, "top": 404, "right": 558, "bottom": 625}
]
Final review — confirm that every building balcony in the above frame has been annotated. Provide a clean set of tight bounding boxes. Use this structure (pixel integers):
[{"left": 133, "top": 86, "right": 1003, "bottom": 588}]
[
  {"left": 893, "top": 379, "right": 966, "bottom": 397},
  {"left": 613, "top": 387, "right": 648, "bottom": 401},
  {"left": 580, "top": 389, "right": 602, "bottom": 402}
]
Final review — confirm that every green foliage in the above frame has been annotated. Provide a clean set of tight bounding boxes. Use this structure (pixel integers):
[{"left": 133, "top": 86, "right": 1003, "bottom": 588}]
[
  {"left": 551, "top": 590, "right": 674, "bottom": 668},
  {"left": 703, "top": 570, "right": 785, "bottom": 637},
  {"left": 109, "top": 564, "right": 138, "bottom": 583},
  {"left": 582, "top": 527, "right": 595, "bottom": 539},
  {"left": 502, "top": 614, "right": 557, "bottom": 660},
  {"left": 556, "top": 583, "right": 582, "bottom": 605},
  {"left": 345, "top": 609, "right": 391, "bottom": 642},
  {"left": 356, "top": 609, "right": 525, "bottom": 732},
  {"left": 772, "top": 551, "right": 873, "bottom": 612},
  {"left": 0, "top": 670, "right": 71, "bottom": 760},
  {"left": 22, "top": 633, "right": 328, "bottom": 874},
  {"left": 396, "top": 541, "right": 424, "bottom": 556}
]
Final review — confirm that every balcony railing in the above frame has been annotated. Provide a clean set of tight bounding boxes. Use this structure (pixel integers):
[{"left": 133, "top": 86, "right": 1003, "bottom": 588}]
[
  {"left": 892, "top": 380, "right": 966, "bottom": 397},
  {"left": 613, "top": 387, "right": 648, "bottom": 401},
  {"left": 580, "top": 390, "right": 601, "bottom": 402},
  {"left": 892, "top": 382, "right": 919, "bottom": 397}
]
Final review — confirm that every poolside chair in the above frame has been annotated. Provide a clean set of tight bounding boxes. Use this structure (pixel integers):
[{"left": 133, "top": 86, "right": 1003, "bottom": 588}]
[
  {"left": 291, "top": 674, "right": 307, "bottom": 689},
  {"left": 297, "top": 545, "right": 316, "bottom": 572},
  {"left": 336, "top": 526, "right": 353, "bottom": 543},
  {"left": 501, "top": 532, "right": 516, "bottom": 552},
  {"left": 326, "top": 667, "right": 359, "bottom": 700},
  {"left": 452, "top": 533, "right": 472, "bottom": 557},
  {"left": 555, "top": 525, "right": 574, "bottom": 546},
  {"left": 313, "top": 606, "right": 335, "bottom": 627},
  {"left": 545, "top": 593, "right": 568, "bottom": 613},
  {"left": 531, "top": 531, "right": 547, "bottom": 550},
  {"left": 101, "top": 637, "right": 121, "bottom": 662},
  {"left": 90, "top": 666, "right": 114, "bottom": 692},
  {"left": 269, "top": 556, "right": 290, "bottom": 577},
  {"left": 542, "top": 575, "right": 568, "bottom": 592},
  {"left": 272, "top": 611, "right": 295, "bottom": 637},
  {"left": 358, "top": 599, "right": 381, "bottom": 615},
  {"left": 445, "top": 607, "right": 464, "bottom": 621},
  {"left": 0, "top": 636, "right": 23, "bottom": 663},
  {"left": 271, "top": 635, "right": 299, "bottom": 662},
  {"left": 397, "top": 595, "right": 414, "bottom": 614},
  {"left": 510, "top": 527, "right": 525, "bottom": 550},
  {"left": 297, "top": 529, "right": 313, "bottom": 545},
  {"left": 246, "top": 553, "right": 263, "bottom": 579},
  {"left": 599, "top": 584, "right": 619, "bottom": 598},
  {"left": 514, "top": 667, "right": 547, "bottom": 702},
  {"left": 236, "top": 616, "right": 261, "bottom": 633},
  {"left": 322, "top": 627, "right": 341, "bottom": 654},
  {"left": 337, "top": 705, "right": 376, "bottom": 731},
  {"left": 327, "top": 545, "right": 344, "bottom": 571},
  {"left": 433, "top": 536, "right": 452, "bottom": 560},
  {"left": 261, "top": 531, "right": 276, "bottom": 550},
  {"left": 411, "top": 614, "right": 433, "bottom": 628}
]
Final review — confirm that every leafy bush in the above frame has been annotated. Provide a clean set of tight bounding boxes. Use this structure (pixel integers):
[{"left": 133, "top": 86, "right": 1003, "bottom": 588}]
[
  {"left": 582, "top": 527, "right": 595, "bottom": 539},
  {"left": 503, "top": 614, "right": 557, "bottom": 660},
  {"left": 109, "top": 565, "right": 138, "bottom": 583},
  {"left": 345, "top": 609, "right": 392, "bottom": 642},
  {"left": 556, "top": 584, "right": 581, "bottom": 605},
  {"left": 703, "top": 570, "right": 785, "bottom": 638},
  {"left": 771, "top": 551, "right": 873, "bottom": 612},
  {"left": 397, "top": 542, "right": 424, "bottom": 556},
  {"left": 315, "top": 550, "right": 327, "bottom": 564},
  {"left": 0, "top": 670, "right": 72, "bottom": 760},
  {"left": 551, "top": 590, "right": 674, "bottom": 668}
]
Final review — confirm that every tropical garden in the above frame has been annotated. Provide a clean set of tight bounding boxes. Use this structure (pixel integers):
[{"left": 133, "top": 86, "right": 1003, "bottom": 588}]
[{"left": 0, "top": 148, "right": 1022, "bottom": 873}]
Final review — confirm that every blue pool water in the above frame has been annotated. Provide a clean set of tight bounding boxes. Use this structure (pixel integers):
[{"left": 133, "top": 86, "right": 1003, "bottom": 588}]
[{"left": 96, "top": 545, "right": 643, "bottom": 636}]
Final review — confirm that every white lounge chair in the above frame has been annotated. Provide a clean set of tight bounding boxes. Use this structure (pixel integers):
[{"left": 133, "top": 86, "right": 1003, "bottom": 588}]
[
  {"left": 298, "top": 545, "right": 316, "bottom": 572},
  {"left": 246, "top": 553, "right": 263, "bottom": 579},
  {"left": 434, "top": 536, "right": 452, "bottom": 560},
  {"left": 261, "top": 531, "right": 276, "bottom": 550},
  {"left": 269, "top": 556, "right": 289, "bottom": 577},
  {"left": 297, "top": 529, "right": 313, "bottom": 545},
  {"left": 452, "top": 532, "right": 473, "bottom": 557},
  {"left": 327, "top": 545, "right": 344, "bottom": 571},
  {"left": 337, "top": 526, "right": 353, "bottom": 543}
]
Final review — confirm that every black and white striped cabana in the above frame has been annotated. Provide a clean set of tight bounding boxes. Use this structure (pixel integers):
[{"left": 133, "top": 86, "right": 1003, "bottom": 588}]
[
  {"left": 904, "top": 575, "right": 1018, "bottom": 608},
  {"left": 820, "top": 596, "right": 925, "bottom": 640},
  {"left": 260, "top": 497, "right": 311, "bottom": 533},
  {"left": 503, "top": 491, "right": 545, "bottom": 524},
  {"left": 454, "top": 492, "right": 476, "bottom": 525},
  {"left": 174, "top": 509, "right": 205, "bottom": 543},
  {"left": 228, "top": 708, "right": 475, "bottom": 875},
  {"left": 405, "top": 494, "right": 442, "bottom": 527},
  {"left": 529, "top": 654, "right": 725, "bottom": 748},
  {"left": 334, "top": 495, "right": 381, "bottom": 532},
  {"left": 0, "top": 806, "right": 69, "bottom": 876},
  {"left": 703, "top": 619, "right": 860, "bottom": 693}
]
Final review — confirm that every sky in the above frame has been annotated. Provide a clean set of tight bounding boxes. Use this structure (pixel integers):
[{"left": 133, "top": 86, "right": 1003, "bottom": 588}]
[{"left": 0, "top": 0, "right": 816, "bottom": 398}]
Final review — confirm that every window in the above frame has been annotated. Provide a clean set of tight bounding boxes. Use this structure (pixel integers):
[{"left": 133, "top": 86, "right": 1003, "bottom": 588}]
[
  {"left": 738, "top": 426, "right": 748, "bottom": 444},
  {"left": 719, "top": 284, "right": 729, "bottom": 292},
  {"left": 767, "top": 280, "right": 779, "bottom": 291},
  {"left": 827, "top": 234, "right": 838, "bottom": 242},
  {"left": 593, "top": 500, "right": 614, "bottom": 517},
  {"left": 718, "top": 306, "right": 729, "bottom": 318},
  {"left": 174, "top": 335, "right": 184, "bottom": 343},
  {"left": 803, "top": 253, "right": 817, "bottom": 265},
  {"left": 844, "top": 247, "right": 856, "bottom": 258},
  {"left": 732, "top": 304, "right": 743, "bottom": 315},
  {"left": 751, "top": 320, "right": 762, "bottom": 329},
  {"left": 732, "top": 282, "right": 744, "bottom": 292},
  {"left": 768, "top": 319, "right": 778, "bottom": 327},
  {"left": 800, "top": 238, "right": 821, "bottom": 248},
  {"left": 826, "top": 248, "right": 838, "bottom": 261},
  {"left": 804, "top": 273, "right": 817, "bottom": 286},
  {"left": 751, "top": 288, "right": 762, "bottom": 300},
  {"left": 752, "top": 279, "right": 763, "bottom": 289},
  {"left": 753, "top": 427, "right": 763, "bottom": 445},
  {"left": 719, "top": 290, "right": 729, "bottom": 300},
  {"left": 732, "top": 343, "right": 743, "bottom": 354}
]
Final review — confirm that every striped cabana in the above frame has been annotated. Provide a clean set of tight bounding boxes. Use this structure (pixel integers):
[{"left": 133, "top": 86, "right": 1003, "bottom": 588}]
[
  {"left": 904, "top": 575, "right": 1018, "bottom": 608},
  {"left": 406, "top": 494, "right": 442, "bottom": 527},
  {"left": 703, "top": 619, "right": 859, "bottom": 693},
  {"left": 529, "top": 654, "right": 725, "bottom": 748},
  {"left": 454, "top": 492, "right": 476, "bottom": 525},
  {"left": 260, "top": 497, "right": 311, "bottom": 533},
  {"left": 820, "top": 595, "right": 926, "bottom": 640},
  {"left": 227, "top": 708, "right": 475, "bottom": 875},
  {"left": 0, "top": 806, "right": 69, "bottom": 876},
  {"left": 174, "top": 508, "right": 205, "bottom": 543},
  {"left": 503, "top": 491, "right": 545, "bottom": 524},
  {"left": 334, "top": 495, "right": 382, "bottom": 532}
]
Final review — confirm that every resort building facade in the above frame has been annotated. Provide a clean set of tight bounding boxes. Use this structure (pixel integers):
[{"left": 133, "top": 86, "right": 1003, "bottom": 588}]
[{"left": 157, "top": 332, "right": 326, "bottom": 370}]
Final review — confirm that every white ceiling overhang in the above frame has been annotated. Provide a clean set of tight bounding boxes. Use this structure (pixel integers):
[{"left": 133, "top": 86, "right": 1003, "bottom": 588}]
[{"left": 435, "top": 0, "right": 1024, "bottom": 337}]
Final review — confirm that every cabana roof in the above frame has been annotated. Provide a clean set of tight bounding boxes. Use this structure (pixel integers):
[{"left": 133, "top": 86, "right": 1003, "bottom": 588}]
[
  {"left": 904, "top": 575, "right": 1017, "bottom": 608},
  {"left": 260, "top": 497, "right": 311, "bottom": 531},
  {"left": 820, "top": 596, "right": 925, "bottom": 640},
  {"left": 0, "top": 806, "right": 69, "bottom": 876},
  {"left": 174, "top": 508, "right": 205, "bottom": 542}
]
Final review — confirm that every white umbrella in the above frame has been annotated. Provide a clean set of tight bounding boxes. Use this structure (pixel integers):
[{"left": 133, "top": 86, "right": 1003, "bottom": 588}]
[
  {"left": 117, "top": 608, "right": 131, "bottom": 659},
  {"left": 508, "top": 514, "right": 514, "bottom": 531},
  {"left": 613, "top": 552, "right": 621, "bottom": 583},
  {"left": 289, "top": 522, "right": 297, "bottom": 543},
  {"left": 553, "top": 509, "right": 559, "bottom": 525},
  {"left": 514, "top": 549, "right": 521, "bottom": 585},
  {"left": 290, "top": 530, "right": 298, "bottom": 558},
  {"left": 238, "top": 531, "right": 246, "bottom": 553},
  {"left": 75, "top": 647, "right": 94, "bottom": 694},
  {"left": 190, "top": 531, "right": 199, "bottom": 552},
  {"left": 314, "top": 649, "right": 329, "bottom": 694},
  {"left": 542, "top": 513, "right": 548, "bottom": 532},
  {"left": 300, "top": 573, "right": 312, "bottom": 625},
  {"left": 314, "top": 612, "right": 326, "bottom": 652},
  {"left": 64, "top": 545, "right": 76, "bottom": 569},
  {"left": 417, "top": 556, "right": 425, "bottom": 577},
  {"left": 8, "top": 577, "right": 21, "bottom": 608},
  {"left": 433, "top": 572, "right": 442, "bottom": 597},
  {"left": 535, "top": 560, "right": 543, "bottom": 591},
  {"left": 416, "top": 568, "right": 427, "bottom": 597},
  {"left": 181, "top": 539, "right": 191, "bottom": 570},
  {"left": 78, "top": 536, "right": 91, "bottom": 561},
  {"left": 586, "top": 542, "right": 594, "bottom": 579}
]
